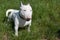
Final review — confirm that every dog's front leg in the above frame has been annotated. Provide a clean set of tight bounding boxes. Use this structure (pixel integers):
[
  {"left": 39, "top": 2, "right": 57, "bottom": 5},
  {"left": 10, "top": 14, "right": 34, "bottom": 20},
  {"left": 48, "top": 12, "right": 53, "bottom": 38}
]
[
  {"left": 14, "top": 18, "right": 19, "bottom": 36},
  {"left": 28, "top": 24, "right": 31, "bottom": 32},
  {"left": 15, "top": 25, "right": 19, "bottom": 36}
]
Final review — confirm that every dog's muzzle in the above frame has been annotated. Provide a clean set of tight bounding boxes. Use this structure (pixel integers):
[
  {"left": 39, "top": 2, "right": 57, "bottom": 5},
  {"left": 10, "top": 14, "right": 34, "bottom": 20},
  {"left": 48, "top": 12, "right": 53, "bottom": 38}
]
[{"left": 26, "top": 18, "right": 31, "bottom": 21}]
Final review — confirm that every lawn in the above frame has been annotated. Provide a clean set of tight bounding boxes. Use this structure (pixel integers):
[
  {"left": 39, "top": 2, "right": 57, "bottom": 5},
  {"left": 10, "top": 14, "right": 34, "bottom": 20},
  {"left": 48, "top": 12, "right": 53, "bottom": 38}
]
[{"left": 0, "top": 0, "right": 60, "bottom": 40}]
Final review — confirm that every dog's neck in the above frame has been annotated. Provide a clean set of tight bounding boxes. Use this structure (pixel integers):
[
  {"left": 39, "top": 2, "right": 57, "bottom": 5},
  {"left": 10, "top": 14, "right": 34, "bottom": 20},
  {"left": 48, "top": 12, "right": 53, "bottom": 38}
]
[
  {"left": 19, "top": 11, "right": 25, "bottom": 20},
  {"left": 19, "top": 14, "right": 25, "bottom": 20}
]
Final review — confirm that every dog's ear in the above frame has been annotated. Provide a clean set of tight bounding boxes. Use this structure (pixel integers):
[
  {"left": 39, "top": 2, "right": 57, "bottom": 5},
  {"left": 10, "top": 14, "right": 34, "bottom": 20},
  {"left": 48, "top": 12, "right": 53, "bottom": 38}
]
[
  {"left": 27, "top": 3, "right": 30, "bottom": 6},
  {"left": 21, "top": 1, "right": 24, "bottom": 6}
]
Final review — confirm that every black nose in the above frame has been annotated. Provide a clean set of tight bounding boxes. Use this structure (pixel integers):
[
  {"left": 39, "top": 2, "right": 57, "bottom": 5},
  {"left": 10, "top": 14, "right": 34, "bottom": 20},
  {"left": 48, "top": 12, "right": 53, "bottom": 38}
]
[{"left": 26, "top": 18, "right": 30, "bottom": 21}]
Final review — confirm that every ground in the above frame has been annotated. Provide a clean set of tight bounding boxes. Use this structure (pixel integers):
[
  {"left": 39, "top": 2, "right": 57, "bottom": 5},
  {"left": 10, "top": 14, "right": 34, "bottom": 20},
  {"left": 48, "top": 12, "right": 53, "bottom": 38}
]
[{"left": 0, "top": 0, "right": 60, "bottom": 40}]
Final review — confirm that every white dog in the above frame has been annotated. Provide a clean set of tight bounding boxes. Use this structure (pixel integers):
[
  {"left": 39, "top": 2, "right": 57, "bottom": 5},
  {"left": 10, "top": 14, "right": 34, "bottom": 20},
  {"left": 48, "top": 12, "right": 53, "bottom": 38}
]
[{"left": 6, "top": 2, "right": 32, "bottom": 36}]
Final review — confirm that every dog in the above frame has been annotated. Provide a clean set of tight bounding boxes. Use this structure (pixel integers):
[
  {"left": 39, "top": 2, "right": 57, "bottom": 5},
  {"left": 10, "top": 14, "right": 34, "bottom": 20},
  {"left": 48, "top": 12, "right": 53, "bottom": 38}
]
[{"left": 6, "top": 2, "right": 32, "bottom": 36}]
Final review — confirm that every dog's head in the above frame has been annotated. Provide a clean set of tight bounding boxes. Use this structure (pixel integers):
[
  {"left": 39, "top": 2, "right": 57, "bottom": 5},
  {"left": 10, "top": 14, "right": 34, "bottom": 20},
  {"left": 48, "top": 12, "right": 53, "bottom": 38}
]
[{"left": 20, "top": 2, "right": 32, "bottom": 21}]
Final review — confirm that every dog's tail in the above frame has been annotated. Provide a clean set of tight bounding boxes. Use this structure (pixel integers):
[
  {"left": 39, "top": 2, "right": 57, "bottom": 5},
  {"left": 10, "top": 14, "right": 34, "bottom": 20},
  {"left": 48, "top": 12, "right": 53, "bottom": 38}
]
[{"left": 6, "top": 9, "right": 14, "bottom": 17}]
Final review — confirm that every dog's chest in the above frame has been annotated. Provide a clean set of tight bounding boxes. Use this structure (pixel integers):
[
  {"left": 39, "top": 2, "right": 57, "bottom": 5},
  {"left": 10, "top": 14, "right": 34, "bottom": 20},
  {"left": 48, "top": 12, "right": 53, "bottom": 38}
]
[{"left": 19, "top": 18, "right": 31, "bottom": 27}]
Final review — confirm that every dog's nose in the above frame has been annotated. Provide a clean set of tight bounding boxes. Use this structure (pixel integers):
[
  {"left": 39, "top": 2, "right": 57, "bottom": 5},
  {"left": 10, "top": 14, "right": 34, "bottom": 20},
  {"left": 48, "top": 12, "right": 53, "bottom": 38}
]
[{"left": 26, "top": 18, "right": 30, "bottom": 21}]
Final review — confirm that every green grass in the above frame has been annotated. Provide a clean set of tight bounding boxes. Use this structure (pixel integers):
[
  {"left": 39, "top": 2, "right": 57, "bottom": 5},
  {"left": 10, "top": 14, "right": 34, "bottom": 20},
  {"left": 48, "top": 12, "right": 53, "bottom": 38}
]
[{"left": 0, "top": 0, "right": 60, "bottom": 40}]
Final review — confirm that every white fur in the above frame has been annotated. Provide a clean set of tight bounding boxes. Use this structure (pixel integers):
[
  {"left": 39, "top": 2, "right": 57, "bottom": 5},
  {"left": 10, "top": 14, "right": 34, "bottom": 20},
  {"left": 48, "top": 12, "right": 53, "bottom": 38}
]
[{"left": 6, "top": 2, "right": 32, "bottom": 36}]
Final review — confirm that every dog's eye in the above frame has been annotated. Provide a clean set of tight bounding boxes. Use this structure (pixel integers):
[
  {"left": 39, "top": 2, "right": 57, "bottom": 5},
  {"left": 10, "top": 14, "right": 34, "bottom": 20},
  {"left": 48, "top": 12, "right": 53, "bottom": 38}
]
[{"left": 23, "top": 10, "right": 26, "bottom": 11}]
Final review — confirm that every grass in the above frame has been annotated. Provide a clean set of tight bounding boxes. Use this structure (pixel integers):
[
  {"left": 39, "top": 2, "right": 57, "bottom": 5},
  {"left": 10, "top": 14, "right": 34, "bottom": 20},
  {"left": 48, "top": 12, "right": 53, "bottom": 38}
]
[{"left": 0, "top": 0, "right": 60, "bottom": 40}]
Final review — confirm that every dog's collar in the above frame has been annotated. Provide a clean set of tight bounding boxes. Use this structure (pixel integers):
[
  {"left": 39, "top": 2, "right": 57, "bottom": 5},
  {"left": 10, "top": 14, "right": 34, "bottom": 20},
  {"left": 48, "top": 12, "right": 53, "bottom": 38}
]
[
  {"left": 19, "top": 14, "right": 26, "bottom": 20},
  {"left": 19, "top": 11, "right": 25, "bottom": 20}
]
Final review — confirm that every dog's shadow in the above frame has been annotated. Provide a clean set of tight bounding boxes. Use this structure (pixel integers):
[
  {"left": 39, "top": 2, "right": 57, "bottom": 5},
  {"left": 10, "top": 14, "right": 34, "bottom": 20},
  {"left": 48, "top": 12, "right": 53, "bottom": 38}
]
[
  {"left": 3, "top": 17, "right": 14, "bottom": 31},
  {"left": 56, "top": 30, "right": 60, "bottom": 39}
]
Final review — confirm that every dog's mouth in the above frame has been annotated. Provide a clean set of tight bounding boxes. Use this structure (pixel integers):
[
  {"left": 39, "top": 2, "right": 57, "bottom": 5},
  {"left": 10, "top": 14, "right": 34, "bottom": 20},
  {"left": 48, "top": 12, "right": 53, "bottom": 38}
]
[{"left": 26, "top": 18, "right": 31, "bottom": 21}]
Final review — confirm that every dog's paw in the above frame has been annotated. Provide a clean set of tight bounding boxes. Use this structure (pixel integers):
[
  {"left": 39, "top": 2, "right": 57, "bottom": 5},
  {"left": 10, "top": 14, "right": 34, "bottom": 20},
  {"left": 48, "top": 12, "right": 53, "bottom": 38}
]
[
  {"left": 15, "top": 33, "right": 18, "bottom": 37},
  {"left": 28, "top": 29, "right": 30, "bottom": 32}
]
